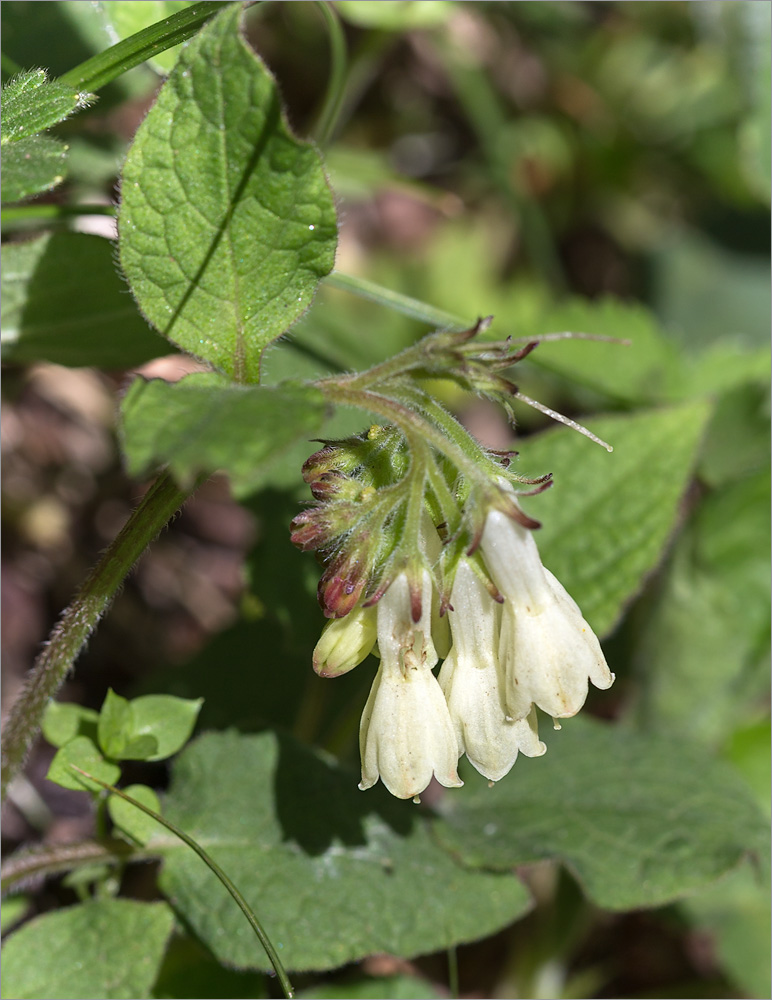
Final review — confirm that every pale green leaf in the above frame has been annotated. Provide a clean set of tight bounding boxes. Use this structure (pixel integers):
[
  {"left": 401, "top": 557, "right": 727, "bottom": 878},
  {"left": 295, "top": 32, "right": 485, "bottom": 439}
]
[
  {"left": 0, "top": 899, "right": 175, "bottom": 1000},
  {"left": 336, "top": 1, "right": 455, "bottom": 29},
  {"left": 100, "top": 1, "right": 195, "bottom": 74},
  {"left": 108, "top": 784, "right": 166, "bottom": 845},
  {"left": 118, "top": 3, "right": 337, "bottom": 381},
  {"left": 516, "top": 401, "right": 712, "bottom": 637},
  {"left": 1, "top": 896, "right": 32, "bottom": 935},
  {"left": 434, "top": 717, "right": 768, "bottom": 911},
  {"left": 156, "top": 730, "right": 531, "bottom": 971},
  {"left": 128, "top": 694, "right": 203, "bottom": 761},
  {"left": 1, "top": 233, "right": 168, "bottom": 368},
  {"left": 41, "top": 701, "right": 99, "bottom": 749},
  {"left": 119, "top": 373, "right": 330, "bottom": 495},
  {"left": 97, "top": 688, "right": 133, "bottom": 760},
  {"left": 46, "top": 736, "right": 121, "bottom": 792},
  {"left": 1, "top": 135, "right": 69, "bottom": 203},
  {"left": 1, "top": 69, "right": 91, "bottom": 144}
]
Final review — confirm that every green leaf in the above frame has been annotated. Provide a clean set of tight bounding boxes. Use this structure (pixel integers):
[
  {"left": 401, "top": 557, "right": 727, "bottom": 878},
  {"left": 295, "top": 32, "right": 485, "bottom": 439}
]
[
  {"left": 1, "top": 69, "right": 91, "bottom": 144},
  {"left": 118, "top": 3, "right": 337, "bottom": 381},
  {"left": 682, "top": 865, "right": 771, "bottom": 1000},
  {"left": 517, "top": 401, "right": 712, "bottom": 637},
  {"left": 41, "top": 701, "right": 99, "bottom": 749},
  {"left": 46, "top": 736, "right": 121, "bottom": 792},
  {"left": 521, "top": 298, "right": 682, "bottom": 406},
  {"left": 299, "top": 975, "right": 443, "bottom": 999},
  {"left": 635, "top": 471, "right": 771, "bottom": 745},
  {"left": 150, "top": 933, "right": 266, "bottom": 1000},
  {"left": 128, "top": 694, "right": 203, "bottom": 761},
  {"left": 725, "top": 718, "right": 772, "bottom": 816},
  {"left": 156, "top": 730, "right": 530, "bottom": 971},
  {"left": 108, "top": 783, "right": 166, "bottom": 845},
  {"left": 119, "top": 373, "right": 329, "bottom": 495},
  {"left": 433, "top": 717, "right": 768, "bottom": 911},
  {"left": 100, "top": 1, "right": 196, "bottom": 75},
  {"left": 0, "top": 899, "right": 175, "bottom": 1000},
  {"left": 335, "top": 1, "right": 455, "bottom": 29},
  {"left": 1, "top": 135, "right": 69, "bottom": 203},
  {"left": 97, "top": 688, "right": 133, "bottom": 759},
  {"left": 1, "top": 232, "right": 169, "bottom": 368},
  {"left": 1, "top": 895, "right": 32, "bottom": 934}
]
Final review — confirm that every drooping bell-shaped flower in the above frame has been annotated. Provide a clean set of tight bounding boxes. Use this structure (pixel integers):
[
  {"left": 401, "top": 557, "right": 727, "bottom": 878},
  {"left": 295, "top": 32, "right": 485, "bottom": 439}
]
[
  {"left": 359, "top": 572, "right": 462, "bottom": 799},
  {"left": 439, "top": 559, "right": 545, "bottom": 781},
  {"left": 480, "top": 507, "right": 614, "bottom": 722}
]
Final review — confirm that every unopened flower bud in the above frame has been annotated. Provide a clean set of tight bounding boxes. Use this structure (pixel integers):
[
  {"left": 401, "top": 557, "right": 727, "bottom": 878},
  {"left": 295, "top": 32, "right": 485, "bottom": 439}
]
[{"left": 313, "top": 605, "right": 378, "bottom": 677}]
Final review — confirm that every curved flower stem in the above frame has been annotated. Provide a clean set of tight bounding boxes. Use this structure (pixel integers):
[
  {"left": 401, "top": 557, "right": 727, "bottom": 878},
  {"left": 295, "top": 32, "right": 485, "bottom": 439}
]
[
  {"left": 74, "top": 771, "right": 295, "bottom": 999},
  {"left": 1, "top": 472, "right": 199, "bottom": 803},
  {"left": 312, "top": 1, "right": 348, "bottom": 147}
]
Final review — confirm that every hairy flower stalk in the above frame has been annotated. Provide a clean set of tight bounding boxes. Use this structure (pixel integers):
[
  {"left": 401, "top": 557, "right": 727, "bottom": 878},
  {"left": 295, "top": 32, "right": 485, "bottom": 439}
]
[{"left": 295, "top": 320, "right": 615, "bottom": 799}]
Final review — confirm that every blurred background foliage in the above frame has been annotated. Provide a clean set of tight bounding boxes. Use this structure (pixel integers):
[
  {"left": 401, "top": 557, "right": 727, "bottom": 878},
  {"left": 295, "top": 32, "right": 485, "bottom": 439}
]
[{"left": 1, "top": 2, "right": 769, "bottom": 998}]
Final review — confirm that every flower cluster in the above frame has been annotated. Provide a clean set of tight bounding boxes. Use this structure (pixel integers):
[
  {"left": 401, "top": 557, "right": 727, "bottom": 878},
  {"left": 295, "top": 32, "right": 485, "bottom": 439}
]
[{"left": 294, "top": 439, "right": 614, "bottom": 800}]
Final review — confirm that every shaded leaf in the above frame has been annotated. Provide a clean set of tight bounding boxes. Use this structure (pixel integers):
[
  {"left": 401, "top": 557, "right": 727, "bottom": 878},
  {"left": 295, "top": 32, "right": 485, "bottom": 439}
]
[
  {"left": 156, "top": 730, "right": 531, "bottom": 971},
  {"left": 1, "top": 232, "right": 168, "bottom": 368},
  {"left": 434, "top": 717, "right": 768, "bottom": 911},
  {"left": 2, "top": 135, "right": 69, "bottom": 203},
  {"left": 0, "top": 899, "right": 174, "bottom": 1000},
  {"left": 118, "top": 3, "right": 337, "bottom": 381},
  {"left": 119, "top": 373, "right": 329, "bottom": 495}
]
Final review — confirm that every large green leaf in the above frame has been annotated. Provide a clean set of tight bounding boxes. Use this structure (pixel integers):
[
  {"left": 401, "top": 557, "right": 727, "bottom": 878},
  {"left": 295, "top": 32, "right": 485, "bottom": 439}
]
[
  {"left": 433, "top": 717, "right": 768, "bottom": 911},
  {"left": 155, "top": 730, "right": 530, "bottom": 971},
  {"left": 119, "top": 373, "right": 330, "bottom": 494},
  {"left": 1, "top": 233, "right": 168, "bottom": 367},
  {"left": 634, "top": 471, "right": 771, "bottom": 745},
  {"left": 516, "top": 401, "right": 712, "bottom": 637},
  {"left": 0, "top": 899, "right": 175, "bottom": 1000},
  {"left": 118, "top": 3, "right": 337, "bottom": 382}
]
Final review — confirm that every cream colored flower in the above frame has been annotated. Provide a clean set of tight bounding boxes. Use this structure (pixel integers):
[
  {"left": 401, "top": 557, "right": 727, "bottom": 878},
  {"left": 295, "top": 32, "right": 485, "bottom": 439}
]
[
  {"left": 480, "top": 508, "right": 614, "bottom": 722},
  {"left": 439, "top": 560, "right": 545, "bottom": 781},
  {"left": 359, "top": 572, "right": 462, "bottom": 799},
  {"left": 313, "top": 605, "right": 378, "bottom": 677}
]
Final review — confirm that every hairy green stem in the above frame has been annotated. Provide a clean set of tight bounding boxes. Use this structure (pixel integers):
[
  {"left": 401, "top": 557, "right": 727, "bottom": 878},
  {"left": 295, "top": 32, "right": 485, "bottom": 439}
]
[
  {"left": 58, "top": 1, "right": 225, "bottom": 93},
  {"left": 312, "top": 1, "right": 348, "bottom": 147},
  {"left": 1, "top": 838, "right": 143, "bottom": 893},
  {"left": 77, "top": 773, "right": 295, "bottom": 999},
  {"left": 1, "top": 472, "right": 196, "bottom": 803}
]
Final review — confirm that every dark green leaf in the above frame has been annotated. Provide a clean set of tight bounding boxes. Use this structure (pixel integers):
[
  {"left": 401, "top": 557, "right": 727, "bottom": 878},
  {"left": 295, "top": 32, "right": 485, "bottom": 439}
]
[
  {"left": 46, "top": 736, "right": 121, "bottom": 792},
  {"left": 119, "top": 373, "right": 329, "bottom": 495},
  {"left": 433, "top": 717, "right": 768, "bottom": 911},
  {"left": 1, "top": 135, "right": 69, "bottom": 203},
  {"left": 0, "top": 899, "right": 175, "bottom": 1000},
  {"left": 1, "top": 69, "right": 91, "bottom": 143},
  {"left": 118, "top": 3, "right": 337, "bottom": 381},
  {"left": 156, "top": 730, "right": 531, "bottom": 971},
  {"left": 299, "top": 975, "right": 443, "bottom": 999},
  {"left": 517, "top": 402, "right": 712, "bottom": 637},
  {"left": 1, "top": 232, "right": 169, "bottom": 367}
]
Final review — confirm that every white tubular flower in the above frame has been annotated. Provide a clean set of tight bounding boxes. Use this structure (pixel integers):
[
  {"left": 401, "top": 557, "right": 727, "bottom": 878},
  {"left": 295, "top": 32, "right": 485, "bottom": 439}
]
[
  {"left": 439, "top": 560, "right": 546, "bottom": 781},
  {"left": 480, "top": 509, "right": 615, "bottom": 722},
  {"left": 313, "top": 605, "right": 378, "bottom": 677},
  {"left": 359, "top": 572, "right": 462, "bottom": 799}
]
